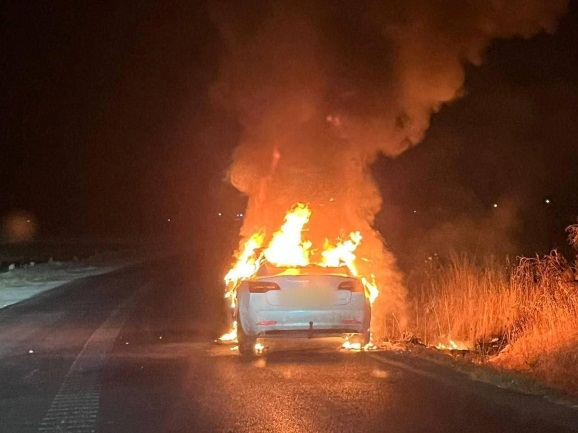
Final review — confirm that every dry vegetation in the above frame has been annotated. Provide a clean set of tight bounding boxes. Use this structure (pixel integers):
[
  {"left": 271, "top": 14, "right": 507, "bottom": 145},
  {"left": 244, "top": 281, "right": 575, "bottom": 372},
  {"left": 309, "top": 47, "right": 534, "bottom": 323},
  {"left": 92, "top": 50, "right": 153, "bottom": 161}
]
[{"left": 407, "top": 220, "right": 578, "bottom": 395}]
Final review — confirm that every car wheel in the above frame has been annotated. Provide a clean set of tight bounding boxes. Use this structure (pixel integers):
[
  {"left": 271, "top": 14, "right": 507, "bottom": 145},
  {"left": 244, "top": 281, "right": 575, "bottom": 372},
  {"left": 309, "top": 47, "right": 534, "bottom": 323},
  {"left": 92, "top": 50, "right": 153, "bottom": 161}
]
[{"left": 237, "top": 318, "right": 256, "bottom": 357}]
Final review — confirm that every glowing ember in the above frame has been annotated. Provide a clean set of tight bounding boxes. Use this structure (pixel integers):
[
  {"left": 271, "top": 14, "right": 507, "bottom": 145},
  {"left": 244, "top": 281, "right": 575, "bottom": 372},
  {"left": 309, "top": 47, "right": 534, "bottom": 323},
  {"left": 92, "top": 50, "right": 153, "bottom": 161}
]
[
  {"left": 218, "top": 320, "right": 237, "bottom": 344},
  {"left": 341, "top": 340, "right": 362, "bottom": 351},
  {"left": 435, "top": 339, "right": 470, "bottom": 351},
  {"left": 363, "top": 342, "right": 378, "bottom": 351},
  {"left": 340, "top": 334, "right": 378, "bottom": 352}
]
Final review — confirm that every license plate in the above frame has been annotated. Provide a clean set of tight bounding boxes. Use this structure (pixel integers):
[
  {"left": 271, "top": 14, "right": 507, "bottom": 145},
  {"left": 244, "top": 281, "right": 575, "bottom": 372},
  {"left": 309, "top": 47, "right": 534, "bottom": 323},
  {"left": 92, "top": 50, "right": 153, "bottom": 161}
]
[{"left": 279, "top": 289, "right": 333, "bottom": 307}]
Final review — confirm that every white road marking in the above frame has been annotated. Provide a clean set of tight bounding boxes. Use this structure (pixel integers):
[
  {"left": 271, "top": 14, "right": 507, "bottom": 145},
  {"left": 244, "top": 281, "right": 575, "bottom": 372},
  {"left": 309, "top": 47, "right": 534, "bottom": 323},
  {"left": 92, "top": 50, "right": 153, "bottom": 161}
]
[{"left": 38, "top": 283, "right": 151, "bottom": 433}]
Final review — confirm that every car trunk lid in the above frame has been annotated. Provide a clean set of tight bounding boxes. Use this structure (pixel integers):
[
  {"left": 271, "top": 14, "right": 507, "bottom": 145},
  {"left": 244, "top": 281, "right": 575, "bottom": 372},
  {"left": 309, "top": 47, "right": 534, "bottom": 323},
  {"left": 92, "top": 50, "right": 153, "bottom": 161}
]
[{"left": 261, "top": 274, "right": 355, "bottom": 307}]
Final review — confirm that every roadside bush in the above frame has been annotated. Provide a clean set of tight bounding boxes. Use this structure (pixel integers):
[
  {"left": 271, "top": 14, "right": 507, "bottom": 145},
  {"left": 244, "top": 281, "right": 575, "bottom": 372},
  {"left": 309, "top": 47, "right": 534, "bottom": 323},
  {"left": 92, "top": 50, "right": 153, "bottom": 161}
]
[{"left": 408, "top": 220, "right": 578, "bottom": 394}]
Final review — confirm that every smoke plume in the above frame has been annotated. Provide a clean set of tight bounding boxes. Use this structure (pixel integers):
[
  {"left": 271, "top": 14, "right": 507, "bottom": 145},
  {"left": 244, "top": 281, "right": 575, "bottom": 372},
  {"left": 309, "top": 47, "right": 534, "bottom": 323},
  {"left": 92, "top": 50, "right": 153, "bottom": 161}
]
[{"left": 210, "top": 0, "right": 567, "bottom": 335}]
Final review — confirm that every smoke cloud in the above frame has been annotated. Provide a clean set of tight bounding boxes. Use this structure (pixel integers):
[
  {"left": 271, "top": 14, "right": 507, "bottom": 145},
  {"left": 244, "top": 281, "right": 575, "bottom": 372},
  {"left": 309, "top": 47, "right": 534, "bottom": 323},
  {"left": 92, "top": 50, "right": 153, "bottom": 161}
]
[{"left": 210, "top": 0, "right": 567, "bottom": 335}]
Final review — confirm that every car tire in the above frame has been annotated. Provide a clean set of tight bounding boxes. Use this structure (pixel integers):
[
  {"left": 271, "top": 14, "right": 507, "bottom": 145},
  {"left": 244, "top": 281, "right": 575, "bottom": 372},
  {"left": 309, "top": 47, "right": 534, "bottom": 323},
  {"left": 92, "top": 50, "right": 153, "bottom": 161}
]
[{"left": 237, "top": 318, "right": 256, "bottom": 357}]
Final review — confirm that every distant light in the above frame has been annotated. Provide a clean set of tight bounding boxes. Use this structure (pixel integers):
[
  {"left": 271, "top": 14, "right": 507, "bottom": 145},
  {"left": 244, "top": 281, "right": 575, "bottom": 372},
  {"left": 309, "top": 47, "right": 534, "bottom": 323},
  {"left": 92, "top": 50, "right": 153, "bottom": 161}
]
[
  {"left": 413, "top": 210, "right": 417, "bottom": 214},
  {"left": 3, "top": 211, "right": 36, "bottom": 242},
  {"left": 493, "top": 203, "right": 498, "bottom": 208},
  {"left": 329, "top": 197, "right": 335, "bottom": 202},
  {"left": 239, "top": 213, "right": 244, "bottom": 217},
  {"left": 167, "top": 218, "right": 171, "bottom": 222},
  {"left": 218, "top": 212, "right": 222, "bottom": 216},
  {"left": 545, "top": 199, "right": 551, "bottom": 204}
]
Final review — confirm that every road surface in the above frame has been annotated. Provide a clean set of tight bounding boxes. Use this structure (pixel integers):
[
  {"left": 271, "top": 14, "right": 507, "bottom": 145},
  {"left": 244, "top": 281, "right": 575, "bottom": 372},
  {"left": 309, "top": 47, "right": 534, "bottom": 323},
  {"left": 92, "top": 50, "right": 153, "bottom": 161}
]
[{"left": 1, "top": 257, "right": 577, "bottom": 432}]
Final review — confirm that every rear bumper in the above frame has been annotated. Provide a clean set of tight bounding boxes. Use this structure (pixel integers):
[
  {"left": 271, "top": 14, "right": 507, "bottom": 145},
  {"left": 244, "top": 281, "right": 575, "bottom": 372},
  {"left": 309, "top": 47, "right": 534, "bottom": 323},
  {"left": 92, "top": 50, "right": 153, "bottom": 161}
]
[
  {"left": 256, "top": 328, "right": 364, "bottom": 339},
  {"left": 237, "top": 285, "right": 371, "bottom": 338},
  {"left": 238, "top": 302, "right": 371, "bottom": 337}
]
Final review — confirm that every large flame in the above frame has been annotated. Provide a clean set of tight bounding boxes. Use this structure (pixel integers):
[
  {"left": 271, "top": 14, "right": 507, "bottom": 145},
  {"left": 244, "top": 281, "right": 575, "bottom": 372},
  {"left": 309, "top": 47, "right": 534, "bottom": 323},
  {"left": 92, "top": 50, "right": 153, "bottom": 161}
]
[
  {"left": 321, "top": 231, "right": 362, "bottom": 273},
  {"left": 224, "top": 203, "right": 378, "bottom": 302},
  {"left": 224, "top": 232, "right": 265, "bottom": 308},
  {"left": 219, "top": 203, "right": 380, "bottom": 346},
  {"left": 263, "top": 203, "right": 312, "bottom": 267}
]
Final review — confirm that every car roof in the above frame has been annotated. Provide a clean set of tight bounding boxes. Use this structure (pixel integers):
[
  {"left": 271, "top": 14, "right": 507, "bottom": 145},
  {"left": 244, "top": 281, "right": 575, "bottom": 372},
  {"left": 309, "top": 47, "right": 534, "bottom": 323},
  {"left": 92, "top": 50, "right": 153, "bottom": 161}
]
[{"left": 254, "top": 263, "right": 353, "bottom": 278}]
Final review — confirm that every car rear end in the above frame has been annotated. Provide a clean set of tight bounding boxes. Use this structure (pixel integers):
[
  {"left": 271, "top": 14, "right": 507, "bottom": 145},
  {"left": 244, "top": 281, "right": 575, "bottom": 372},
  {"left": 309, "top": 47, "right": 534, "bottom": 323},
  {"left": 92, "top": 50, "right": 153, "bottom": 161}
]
[{"left": 236, "top": 265, "right": 370, "bottom": 353}]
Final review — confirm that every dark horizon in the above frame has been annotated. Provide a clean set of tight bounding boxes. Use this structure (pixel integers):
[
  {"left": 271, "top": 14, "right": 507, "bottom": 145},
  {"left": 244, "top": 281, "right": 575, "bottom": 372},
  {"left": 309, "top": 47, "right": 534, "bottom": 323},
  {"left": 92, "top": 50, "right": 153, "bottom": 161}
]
[{"left": 1, "top": 1, "right": 577, "bottom": 267}]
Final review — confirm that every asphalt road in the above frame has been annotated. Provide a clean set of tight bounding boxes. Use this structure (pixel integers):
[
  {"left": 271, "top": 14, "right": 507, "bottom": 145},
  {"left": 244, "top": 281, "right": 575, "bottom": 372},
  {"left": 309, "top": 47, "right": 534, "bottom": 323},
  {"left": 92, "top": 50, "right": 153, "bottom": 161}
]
[{"left": 1, "top": 257, "right": 578, "bottom": 433}]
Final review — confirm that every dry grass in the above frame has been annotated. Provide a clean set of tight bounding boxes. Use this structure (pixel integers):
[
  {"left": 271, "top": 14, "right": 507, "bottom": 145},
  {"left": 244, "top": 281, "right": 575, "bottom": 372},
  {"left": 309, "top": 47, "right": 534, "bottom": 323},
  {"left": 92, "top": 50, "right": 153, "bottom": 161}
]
[
  {"left": 567, "top": 220, "right": 578, "bottom": 270},
  {"left": 408, "top": 254, "right": 515, "bottom": 348},
  {"left": 567, "top": 220, "right": 578, "bottom": 249},
  {"left": 408, "top": 221, "right": 578, "bottom": 394}
]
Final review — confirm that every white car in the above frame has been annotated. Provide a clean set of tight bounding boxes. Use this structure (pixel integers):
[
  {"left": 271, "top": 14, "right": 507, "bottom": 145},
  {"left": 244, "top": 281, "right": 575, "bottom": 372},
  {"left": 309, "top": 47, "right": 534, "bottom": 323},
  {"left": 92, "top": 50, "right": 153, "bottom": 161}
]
[{"left": 235, "top": 263, "right": 371, "bottom": 356}]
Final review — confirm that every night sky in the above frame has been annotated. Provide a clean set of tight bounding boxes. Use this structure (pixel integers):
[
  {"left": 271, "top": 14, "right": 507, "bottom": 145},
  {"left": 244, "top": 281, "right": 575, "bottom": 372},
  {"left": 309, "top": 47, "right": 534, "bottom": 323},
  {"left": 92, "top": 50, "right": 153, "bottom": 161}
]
[{"left": 1, "top": 1, "right": 577, "bottom": 268}]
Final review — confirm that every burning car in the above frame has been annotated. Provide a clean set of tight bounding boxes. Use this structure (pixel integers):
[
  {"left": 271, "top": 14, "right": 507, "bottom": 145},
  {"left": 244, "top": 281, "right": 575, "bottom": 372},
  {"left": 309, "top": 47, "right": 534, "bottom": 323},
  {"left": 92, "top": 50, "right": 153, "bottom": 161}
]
[
  {"left": 235, "top": 263, "right": 371, "bottom": 356},
  {"left": 218, "top": 203, "right": 379, "bottom": 355}
]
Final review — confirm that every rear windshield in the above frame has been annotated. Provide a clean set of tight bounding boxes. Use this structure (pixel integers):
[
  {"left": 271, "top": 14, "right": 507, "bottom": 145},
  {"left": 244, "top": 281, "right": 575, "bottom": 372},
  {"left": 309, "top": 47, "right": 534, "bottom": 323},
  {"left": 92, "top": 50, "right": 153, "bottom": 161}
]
[{"left": 255, "top": 263, "right": 352, "bottom": 278}]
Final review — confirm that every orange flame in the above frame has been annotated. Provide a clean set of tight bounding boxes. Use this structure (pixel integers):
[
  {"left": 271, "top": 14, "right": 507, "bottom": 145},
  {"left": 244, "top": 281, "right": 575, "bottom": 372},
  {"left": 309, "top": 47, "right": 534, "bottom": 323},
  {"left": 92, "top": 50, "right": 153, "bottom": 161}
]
[
  {"left": 340, "top": 333, "right": 378, "bottom": 352},
  {"left": 224, "top": 232, "right": 265, "bottom": 307},
  {"left": 263, "top": 203, "right": 312, "bottom": 267},
  {"left": 219, "top": 203, "right": 381, "bottom": 344},
  {"left": 218, "top": 320, "right": 237, "bottom": 343},
  {"left": 224, "top": 203, "right": 380, "bottom": 301},
  {"left": 320, "top": 231, "right": 362, "bottom": 273},
  {"left": 435, "top": 339, "right": 470, "bottom": 351},
  {"left": 360, "top": 274, "right": 379, "bottom": 305}
]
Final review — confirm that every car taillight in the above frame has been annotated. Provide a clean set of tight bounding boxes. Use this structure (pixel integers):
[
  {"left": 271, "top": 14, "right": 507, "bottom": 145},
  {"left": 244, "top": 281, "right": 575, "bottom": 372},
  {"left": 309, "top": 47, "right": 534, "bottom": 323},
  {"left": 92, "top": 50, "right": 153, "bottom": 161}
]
[
  {"left": 257, "top": 320, "right": 277, "bottom": 325},
  {"left": 337, "top": 280, "right": 363, "bottom": 292},
  {"left": 248, "top": 282, "right": 281, "bottom": 293}
]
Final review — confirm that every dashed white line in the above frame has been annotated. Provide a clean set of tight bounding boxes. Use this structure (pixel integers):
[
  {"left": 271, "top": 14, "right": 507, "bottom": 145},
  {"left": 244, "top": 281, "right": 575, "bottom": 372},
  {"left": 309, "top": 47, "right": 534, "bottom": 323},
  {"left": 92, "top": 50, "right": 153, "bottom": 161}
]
[{"left": 38, "top": 283, "right": 151, "bottom": 432}]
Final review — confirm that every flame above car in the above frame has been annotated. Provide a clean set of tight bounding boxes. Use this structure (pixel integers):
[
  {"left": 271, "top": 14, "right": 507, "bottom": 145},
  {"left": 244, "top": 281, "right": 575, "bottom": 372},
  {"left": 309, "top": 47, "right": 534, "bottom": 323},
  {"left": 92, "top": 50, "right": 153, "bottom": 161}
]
[{"left": 223, "top": 203, "right": 379, "bottom": 309}]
